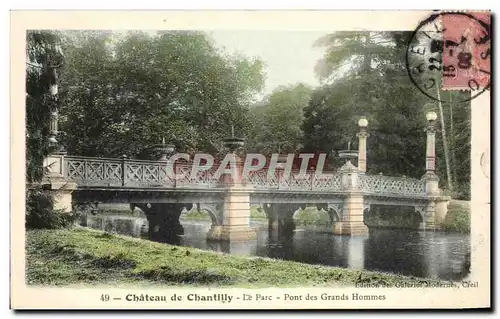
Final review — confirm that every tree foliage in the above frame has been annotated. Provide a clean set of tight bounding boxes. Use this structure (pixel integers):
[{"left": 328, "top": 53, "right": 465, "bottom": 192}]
[
  {"left": 26, "top": 187, "right": 76, "bottom": 229},
  {"left": 304, "top": 31, "right": 471, "bottom": 198},
  {"left": 26, "top": 31, "right": 80, "bottom": 229},
  {"left": 246, "top": 83, "right": 312, "bottom": 155},
  {"left": 57, "top": 31, "right": 265, "bottom": 159},
  {"left": 26, "top": 30, "right": 471, "bottom": 200}
]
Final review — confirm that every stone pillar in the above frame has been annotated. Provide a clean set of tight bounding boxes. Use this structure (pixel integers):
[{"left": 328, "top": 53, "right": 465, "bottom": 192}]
[
  {"left": 421, "top": 111, "right": 440, "bottom": 229},
  {"left": 48, "top": 182, "right": 77, "bottom": 212},
  {"left": 206, "top": 136, "right": 256, "bottom": 242},
  {"left": 206, "top": 185, "right": 257, "bottom": 241},
  {"left": 42, "top": 154, "right": 77, "bottom": 212},
  {"left": 334, "top": 161, "right": 368, "bottom": 236},
  {"left": 425, "top": 111, "right": 438, "bottom": 174},
  {"left": 47, "top": 68, "right": 59, "bottom": 145},
  {"left": 357, "top": 116, "right": 369, "bottom": 173}
]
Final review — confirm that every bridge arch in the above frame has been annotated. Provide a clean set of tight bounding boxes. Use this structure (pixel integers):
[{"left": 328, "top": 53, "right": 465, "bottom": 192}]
[
  {"left": 326, "top": 208, "right": 341, "bottom": 223},
  {"left": 312, "top": 203, "right": 342, "bottom": 224},
  {"left": 292, "top": 205, "right": 336, "bottom": 225},
  {"left": 196, "top": 203, "right": 223, "bottom": 226}
]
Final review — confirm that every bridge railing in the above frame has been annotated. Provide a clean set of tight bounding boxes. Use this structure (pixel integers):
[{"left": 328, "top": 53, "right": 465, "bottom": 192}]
[
  {"left": 64, "top": 156, "right": 219, "bottom": 188},
  {"left": 358, "top": 174, "right": 426, "bottom": 197},
  {"left": 244, "top": 170, "right": 343, "bottom": 192},
  {"left": 63, "top": 155, "right": 345, "bottom": 191},
  {"left": 65, "top": 156, "right": 125, "bottom": 187},
  {"left": 62, "top": 155, "right": 426, "bottom": 197}
]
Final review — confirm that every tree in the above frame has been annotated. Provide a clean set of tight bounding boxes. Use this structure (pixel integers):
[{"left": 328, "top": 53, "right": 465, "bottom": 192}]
[
  {"left": 57, "top": 31, "right": 265, "bottom": 159},
  {"left": 26, "top": 31, "right": 78, "bottom": 229},
  {"left": 304, "top": 32, "right": 436, "bottom": 176},
  {"left": 26, "top": 30, "right": 63, "bottom": 182},
  {"left": 314, "top": 31, "right": 398, "bottom": 83},
  {"left": 432, "top": 91, "right": 471, "bottom": 199},
  {"left": 307, "top": 31, "right": 471, "bottom": 198},
  {"left": 246, "top": 83, "right": 312, "bottom": 155}
]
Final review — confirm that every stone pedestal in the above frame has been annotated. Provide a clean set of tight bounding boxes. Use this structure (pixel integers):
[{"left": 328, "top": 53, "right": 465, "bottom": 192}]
[
  {"left": 334, "top": 161, "right": 368, "bottom": 236},
  {"left": 421, "top": 171, "right": 441, "bottom": 229},
  {"left": 42, "top": 155, "right": 77, "bottom": 212},
  {"left": 206, "top": 185, "right": 256, "bottom": 242},
  {"left": 333, "top": 193, "right": 369, "bottom": 236},
  {"left": 334, "top": 221, "right": 369, "bottom": 236},
  {"left": 52, "top": 186, "right": 77, "bottom": 213}
]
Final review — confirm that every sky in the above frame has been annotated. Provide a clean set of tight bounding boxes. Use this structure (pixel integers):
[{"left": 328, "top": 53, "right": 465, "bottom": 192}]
[{"left": 207, "top": 30, "right": 329, "bottom": 98}]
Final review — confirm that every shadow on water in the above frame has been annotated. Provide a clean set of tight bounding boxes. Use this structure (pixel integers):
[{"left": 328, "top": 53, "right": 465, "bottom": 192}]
[{"left": 80, "top": 214, "right": 470, "bottom": 281}]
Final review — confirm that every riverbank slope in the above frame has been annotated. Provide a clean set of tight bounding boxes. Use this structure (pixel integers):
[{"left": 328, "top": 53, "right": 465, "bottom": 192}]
[{"left": 26, "top": 227, "right": 445, "bottom": 288}]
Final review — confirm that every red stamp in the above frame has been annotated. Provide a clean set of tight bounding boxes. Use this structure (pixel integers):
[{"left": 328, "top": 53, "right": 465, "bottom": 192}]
[
  {"left": 441, "top": 12, "right": 491, "bottom": 91},
  {"left": 405, "top": 11, "right": 491, "bottom": 102}
]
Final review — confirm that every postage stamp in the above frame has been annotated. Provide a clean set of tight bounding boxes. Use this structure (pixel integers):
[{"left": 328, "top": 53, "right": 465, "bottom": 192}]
[
  {"left": 405, "top": 11, "right": 491, "bottom": 102},
  {"left": 10, "top": 10, "right": 491, "bottom": 310}
]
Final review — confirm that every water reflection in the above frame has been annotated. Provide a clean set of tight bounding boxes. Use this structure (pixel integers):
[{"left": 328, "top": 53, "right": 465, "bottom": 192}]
[{"left": 80, "top": 214, "right": 470, "bottom": 281}]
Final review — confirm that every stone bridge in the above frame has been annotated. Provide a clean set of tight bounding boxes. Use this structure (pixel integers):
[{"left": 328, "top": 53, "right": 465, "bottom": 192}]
[
  {"left": 42, "top": 152, "right": 450, "bottom": 242},
  {"left": 40, "top": 112, "right": 450, "bottom": 242}
]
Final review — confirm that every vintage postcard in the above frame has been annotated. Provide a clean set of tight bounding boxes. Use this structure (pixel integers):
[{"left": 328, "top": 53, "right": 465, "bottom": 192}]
[{"left": 11, "top": 10, "right": 491, "bottom": 309}]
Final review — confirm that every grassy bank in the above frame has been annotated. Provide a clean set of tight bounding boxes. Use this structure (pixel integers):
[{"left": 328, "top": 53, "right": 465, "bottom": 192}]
[
  {"left": 441, "top": 200, "right": 470, "bottom": 233},
  {"left": 26, "top": 227, "right": 444, "bottom": 288}
]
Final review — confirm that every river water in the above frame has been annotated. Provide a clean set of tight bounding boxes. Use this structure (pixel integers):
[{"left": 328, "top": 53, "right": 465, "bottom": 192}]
[{"left": 80, "top": 214, "right": 470, "bottom": 281}]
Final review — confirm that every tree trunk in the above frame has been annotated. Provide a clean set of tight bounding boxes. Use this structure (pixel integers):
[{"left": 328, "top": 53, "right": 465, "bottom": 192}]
[{"left": 436, "top": 88, "right": 453, "bottom": 191}]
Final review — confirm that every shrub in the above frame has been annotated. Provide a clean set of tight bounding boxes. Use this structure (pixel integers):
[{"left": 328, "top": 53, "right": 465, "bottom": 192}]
[
  {"left": 26, "top": 187, "right": 78, "bottom": 229},
  {"left": 441, "top": 201, "right": 470, "bottom": 233}
]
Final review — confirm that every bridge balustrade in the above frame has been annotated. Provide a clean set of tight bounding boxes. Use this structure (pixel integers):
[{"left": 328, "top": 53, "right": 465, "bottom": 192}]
[
  {"left": 62, "top": 155, "right": 426, "bottom": 197},
  {"left": 358, "top": 174, "right": 426, "bottom": 197},
  {"left": 244, "top": 170, "right": 343, "bottom": 192}
]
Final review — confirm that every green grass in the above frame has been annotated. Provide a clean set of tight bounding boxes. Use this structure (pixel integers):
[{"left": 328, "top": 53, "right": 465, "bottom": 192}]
[
  {"left": 26, "top": 227, "right": 446, "bottom": 288},
  {"left": 441, "top": 200, "right": 470, "bottom": 233}
]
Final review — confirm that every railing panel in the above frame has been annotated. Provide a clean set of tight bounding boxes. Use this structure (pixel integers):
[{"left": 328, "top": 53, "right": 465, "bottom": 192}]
[
  {"left": 66, "top": 157, "right": 123, "bottom": 187},
  {"left": 174, "top": 166, "right": 219, "bottom": 188},
  {"left": 124, "top": 162, "right": 175, "bottom": 188},
  {"left": 281, "top": 173, "right": 312, "bottom": 190},
  {"left": 359, "top": 174, "right": 426, "bottom": 197},
  {"left": 245, "top": 170, "right": 279, "bottom": 189},
  {"left": 312, "top": 174, "right": 342, "bottom": 192}
]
